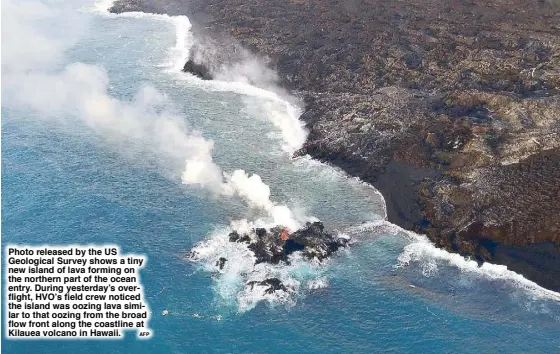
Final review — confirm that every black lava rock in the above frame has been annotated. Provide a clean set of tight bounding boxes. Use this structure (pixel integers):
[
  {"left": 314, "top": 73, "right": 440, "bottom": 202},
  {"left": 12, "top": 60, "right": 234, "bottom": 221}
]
[
  {"left": 247, "top": 278, "right": 288, "bottom": 294},
  {"left": 229, "top": 221, "right": 348, "bottom": 265},
  {"left": 183, "top": 59, "right": 212, "bottom": 80},
  {"left": 216, "top": 257, "right": 227, "bottom": 270}
]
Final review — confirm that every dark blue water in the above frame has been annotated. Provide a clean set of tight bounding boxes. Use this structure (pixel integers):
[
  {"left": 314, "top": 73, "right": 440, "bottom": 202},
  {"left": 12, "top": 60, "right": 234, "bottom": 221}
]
[{"left": 2, "top": 1, "right": 559, "bottom": 352}]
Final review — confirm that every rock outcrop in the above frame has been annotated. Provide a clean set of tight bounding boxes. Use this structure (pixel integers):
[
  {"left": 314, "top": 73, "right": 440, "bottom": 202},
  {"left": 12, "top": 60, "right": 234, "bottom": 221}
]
[
  {"left": 228, "top": 221, "right": 349, "bottom": 265},
  {"left": 111, "top": 0, "right": 560, "bottom": 291},
  {"left": 183, "top": 59, "right": 212, "bottom": 80},
  {"left": 189, "top": 221, "right": 349, "bottom": 294}
]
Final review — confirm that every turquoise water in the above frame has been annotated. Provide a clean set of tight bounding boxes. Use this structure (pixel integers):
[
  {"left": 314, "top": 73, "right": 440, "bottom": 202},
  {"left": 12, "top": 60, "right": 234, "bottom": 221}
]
[{"left": 2, "top": 1, "right": 559, "bottom": 352}]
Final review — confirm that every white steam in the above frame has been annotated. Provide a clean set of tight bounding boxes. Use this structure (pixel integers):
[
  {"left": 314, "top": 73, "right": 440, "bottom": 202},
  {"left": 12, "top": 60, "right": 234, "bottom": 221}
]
[
  {"left": 189, "top": 222, "right": 328, "bottom": 312},
  {"left": 93, "top": 0, "right": 306, "bottom": 219},
  {"left": 3, "top": 0, "right": 302, "bottom": 228},
  {"left": 169, "top": 22, "right": 308, "bottom": 152},
  {"left": 182, "top": 168, "right": 301, "bottom": 230}
]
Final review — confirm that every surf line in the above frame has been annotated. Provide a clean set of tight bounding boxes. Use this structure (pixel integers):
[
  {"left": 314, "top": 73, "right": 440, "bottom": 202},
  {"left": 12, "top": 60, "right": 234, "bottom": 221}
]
[{"left": 94, "top": 0, "right": 307, "bottom": 154}]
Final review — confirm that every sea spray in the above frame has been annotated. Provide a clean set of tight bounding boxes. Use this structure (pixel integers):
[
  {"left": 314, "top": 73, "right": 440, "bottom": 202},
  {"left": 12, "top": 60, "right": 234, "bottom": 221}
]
[
  {"left": 348, "top": 220, "right": 560, "bottom": 302},
  {"left": 189, "top": 222, "right": 330, "bottom": 312}
]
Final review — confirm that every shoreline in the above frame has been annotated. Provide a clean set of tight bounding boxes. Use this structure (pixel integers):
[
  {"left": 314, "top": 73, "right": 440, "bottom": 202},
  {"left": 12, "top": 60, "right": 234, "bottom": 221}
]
[{"left": 108, "top": 0, "right": 560, "bottom": 293}]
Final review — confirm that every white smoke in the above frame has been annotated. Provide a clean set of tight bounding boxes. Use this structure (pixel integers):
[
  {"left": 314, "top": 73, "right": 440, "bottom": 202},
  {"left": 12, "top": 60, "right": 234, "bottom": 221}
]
[
  {"left": 3, "top": 0, "right": 301, "bottom": 228},
  {"left": 2, "top": 0, "right": 75, "bottom": 74},
  {"left": 179, "top": 30, "right": 308, "bottom": 153}
]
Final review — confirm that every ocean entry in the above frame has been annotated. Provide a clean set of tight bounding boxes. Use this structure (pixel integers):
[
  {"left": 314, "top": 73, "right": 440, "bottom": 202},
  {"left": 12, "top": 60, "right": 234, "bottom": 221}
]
[{"left": 2, "top": 0, "right": 559, "bottom": 352}]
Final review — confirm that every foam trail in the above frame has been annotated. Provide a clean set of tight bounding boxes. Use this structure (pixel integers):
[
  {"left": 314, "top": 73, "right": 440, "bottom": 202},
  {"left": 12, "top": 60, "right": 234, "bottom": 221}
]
[
  {"left": 5, "top": 0, "right": 288, "bottom": 213},
  {"left": 100, "top": 10, "right": 193, "bottom": 72},
  {"left": 292, "top": 155, "right": 388, "bottom": 219},
  {"left": 398, "top": 236, "right": 560, "bottom": 301},
  {"left": 91, "top": 3, "right": 304, "bottom": 215},
  {"left": 5, "top": 0, "right": 318, "bottom": 313},
  {"left": 94, "top": 1, "right": 308, "bottom": 152},
  {"left": 143, "top": 12, "right": 309, "bottom": 152},
  {"left": 169, "top": 16, "right": 193, "bottom": 71},
  {"left": 89, "top": 3, "right": 309, "bottom": 271},
  {"left": 92, "top": 0, "right": 193, "bottom": 73},
  {"left": 175, "top": 75, "right": 307, "bottom": 152}
]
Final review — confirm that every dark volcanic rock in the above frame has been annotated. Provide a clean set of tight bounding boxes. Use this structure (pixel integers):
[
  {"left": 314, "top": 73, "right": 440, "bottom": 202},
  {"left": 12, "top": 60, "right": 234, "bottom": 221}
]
[
  {"left": 189, "top": 222, "right": 348, "bottom": 295},
  {"left": 110, "top": 0, "right": 560, "bottom": 291},
  {"left": 228, "top": 230, "right": 251, "bottom": 243},
  {"left": 215, "top": 257, "right": 227, "bottom": 270},
  {"left": 229, "top": 221, "right": 348, "bottom": 265},
  {"left": 183, "top": 59, "right": 212, "bottom": 80},
  {"left": 247, "top": 278, "right": 288, "bottom": 294}
]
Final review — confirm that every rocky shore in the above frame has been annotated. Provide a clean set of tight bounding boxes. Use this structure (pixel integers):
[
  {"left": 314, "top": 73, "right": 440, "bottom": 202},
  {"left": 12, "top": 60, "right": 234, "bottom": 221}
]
[{"left": 110, "top": 0, "right": 560, "bottom": 291}]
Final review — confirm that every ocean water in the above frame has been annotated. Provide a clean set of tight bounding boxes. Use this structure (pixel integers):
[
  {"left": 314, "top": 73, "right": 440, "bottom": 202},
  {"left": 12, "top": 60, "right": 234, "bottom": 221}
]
[{"left": 2, "top": 1, "right": 559, "bottom": 353}]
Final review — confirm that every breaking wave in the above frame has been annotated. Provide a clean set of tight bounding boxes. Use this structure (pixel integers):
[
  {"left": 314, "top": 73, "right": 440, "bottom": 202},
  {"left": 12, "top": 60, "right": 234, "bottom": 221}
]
[
  {"left": 98, "top": 0, "right": 306, "bottom": 152},
  {"left": 398, "top": 235, "right": 560, "bottom": 302},
  {"left": 94, "top": 2, "right": 331, "bottom": 311},
  {"left": 353, "top": 220, "right": 560, "bottom": 302}
]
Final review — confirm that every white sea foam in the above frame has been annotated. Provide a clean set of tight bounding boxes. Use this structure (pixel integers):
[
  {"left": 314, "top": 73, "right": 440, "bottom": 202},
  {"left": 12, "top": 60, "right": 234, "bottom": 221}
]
[
  {"left": 89, "top": 2, "right": 322, "bottom": 311},
  {"left": 92, "top": 0, "right": 116, "bottom": 13},
  {"left": 99, "top": 1, "right": 308, "bottom": 153},
  {"left": 398, "top": 236, "right": 560, "bottom": 301},
  {"left": 344, "top": 219, "right": 560, "bottom": 301},
  {"left": 92, "top": 0, "right": 193, "bottom": 71},
  {"left": 173, "top": 74, "right": 307, "bottom": 152},
  {"left": 307, "top": 277, "right": 329, "bottom": 290},
  {"left": 87, "top": 3, "right": 304, "bottom": 226},
  {"left": 345, "top": 220, "right": 394, "bottom": 237},
  {"left": 189, "top": 222, "right": 329, "bottom": 312},
  {"left": 292, "top": 155, "right": 388, "bottom": 219},
  {"left": 385, "top": 225, "right": 560, "bottom": 302}
]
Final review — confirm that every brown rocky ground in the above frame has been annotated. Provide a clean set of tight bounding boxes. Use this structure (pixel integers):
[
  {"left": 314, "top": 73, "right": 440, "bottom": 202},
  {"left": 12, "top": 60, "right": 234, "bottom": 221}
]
[{"left": 111, "top": 0, "right": 560, "bottom": 291}]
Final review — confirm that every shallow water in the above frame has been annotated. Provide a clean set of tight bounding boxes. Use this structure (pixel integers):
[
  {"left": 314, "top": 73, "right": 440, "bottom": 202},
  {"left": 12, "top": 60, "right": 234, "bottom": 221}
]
[{"left": 2, "top": 1, "right": 559, "bottom": 352}]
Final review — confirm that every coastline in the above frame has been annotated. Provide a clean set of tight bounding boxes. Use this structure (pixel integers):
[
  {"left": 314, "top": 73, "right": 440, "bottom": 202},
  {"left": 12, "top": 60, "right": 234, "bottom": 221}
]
[
  {"left": 6, "top": 0, "right": 560, "bottom": 352},
  {"left": 108, "top": 0, "right": 560, "bottom": 292}
]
